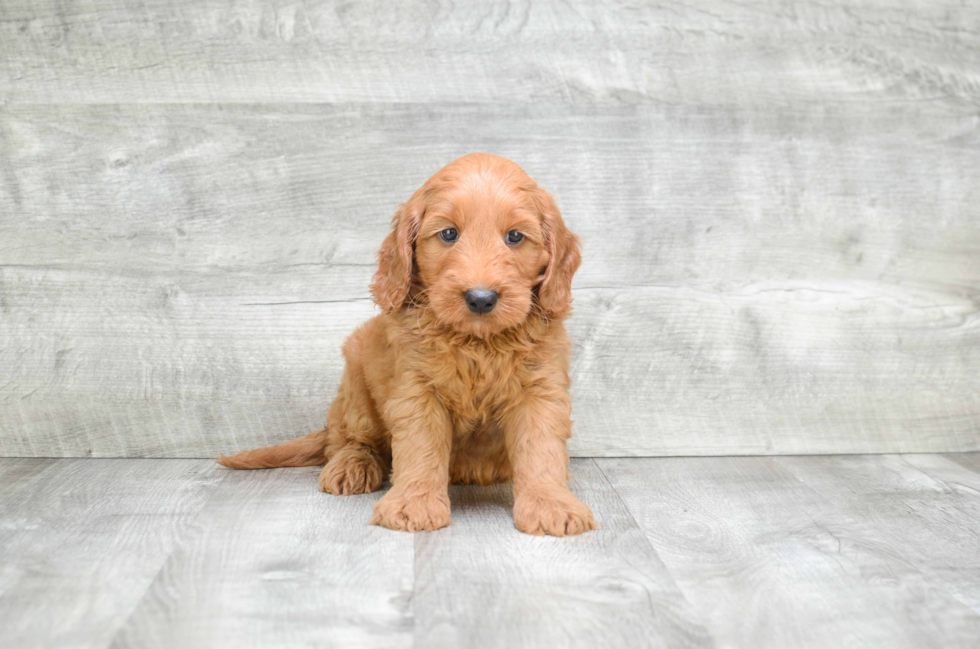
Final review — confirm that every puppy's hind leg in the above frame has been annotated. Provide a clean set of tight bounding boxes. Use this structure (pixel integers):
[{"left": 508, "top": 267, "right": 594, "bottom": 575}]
[
  {"left": 318, "top": 367, "right": 390, "bottom": 496},
  {"left": 320, "top": 443, "right": 387, "bottom": 495}
]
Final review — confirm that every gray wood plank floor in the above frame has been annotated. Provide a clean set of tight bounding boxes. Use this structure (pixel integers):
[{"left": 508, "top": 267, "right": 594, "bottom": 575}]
[
  {"left": 0, "top": 459, "right": 222, "bottom": 648},
  {"left": 2, "top": 454, "right": 978, "bottom": 648}
]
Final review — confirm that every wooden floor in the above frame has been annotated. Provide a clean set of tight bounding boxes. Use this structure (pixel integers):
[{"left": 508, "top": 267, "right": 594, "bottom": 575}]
[{"left": 1, "top": 455, "right": 978, "bottom": 648}]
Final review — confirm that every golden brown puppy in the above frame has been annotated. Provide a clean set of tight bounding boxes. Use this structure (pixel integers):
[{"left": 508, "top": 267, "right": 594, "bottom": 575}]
[{"left": 218, "top": 153, "right": 596, "bottom": 537}]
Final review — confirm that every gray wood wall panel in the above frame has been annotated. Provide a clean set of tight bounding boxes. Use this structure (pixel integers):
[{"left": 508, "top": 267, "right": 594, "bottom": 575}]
[
  {"left": 2, "top": 1, "right": 978, "bottom": 105},
  {"left": 1, "top": 2, "right": 979, "bottom": 457}
]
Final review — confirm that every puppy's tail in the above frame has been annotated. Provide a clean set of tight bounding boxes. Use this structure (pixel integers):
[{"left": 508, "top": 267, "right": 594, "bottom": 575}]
[{"left": 216, "top": 430, "right": 327, "bottom": 469}]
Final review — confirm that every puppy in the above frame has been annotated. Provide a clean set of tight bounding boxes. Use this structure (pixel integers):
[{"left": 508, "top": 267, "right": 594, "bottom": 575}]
[{"left": 218, "top": 153, "right": 596, "bottom": 537}]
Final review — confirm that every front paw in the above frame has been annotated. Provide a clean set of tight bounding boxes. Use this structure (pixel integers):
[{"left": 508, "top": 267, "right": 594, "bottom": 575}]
[
  {"left": 513, "top": 486, "right": 598, "bottom": 537},
  {"left": 370, "top": 486, "right": 451, "bottom": 532}
]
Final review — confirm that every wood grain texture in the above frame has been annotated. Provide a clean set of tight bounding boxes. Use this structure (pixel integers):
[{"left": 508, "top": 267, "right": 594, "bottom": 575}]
[
  {"left": 110, "top": 466, "right": 415, "bottom": 649},
  {"left": 776, "top": 454, "right": 980, "bottom": 615},
  {"left": 596, "top": 456, "right": 980, "bottom": 648},
  {"left": 3, "top": 456, "right": 980, "bottom": 647},
  {"left": 948, "top": 451, "right": 980, "bottom": 473},
  {"left": 2, "top": 100, "right": 977, "bottom": 457},
  {"left": 412, "top": 459, "right": 713, "bottom": 648},
  {"left": 3, "top": 0, "right": 980, "bottom": 458},
  {"left": 2, "top": 0, "right": 978, "bottom": 105},
  {"left": 0, "top": 459, "right": 221, "bottom": 649}
]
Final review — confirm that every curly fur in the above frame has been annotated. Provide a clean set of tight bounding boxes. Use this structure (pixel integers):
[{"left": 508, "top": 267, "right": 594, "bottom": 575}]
[{"left": 218, "top": 153, "right": 596, "bottom": 537}]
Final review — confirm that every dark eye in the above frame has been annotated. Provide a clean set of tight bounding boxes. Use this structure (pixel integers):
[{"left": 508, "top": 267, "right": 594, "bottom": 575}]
[
  {"left": 439, "top": 228, "right": 459, "bottom": 243},
  {"left": 506, "top": 230, "right": 524, "bottom": 245}
]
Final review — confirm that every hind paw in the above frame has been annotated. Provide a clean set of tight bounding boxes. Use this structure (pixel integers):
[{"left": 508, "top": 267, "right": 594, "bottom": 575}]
[{"left": 319, "top": 449, "right": 384, "bottom": 495}]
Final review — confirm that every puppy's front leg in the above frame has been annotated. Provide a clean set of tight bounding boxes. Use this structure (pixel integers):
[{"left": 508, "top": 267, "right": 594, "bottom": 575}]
[
  {"left": 370, "top": 383, "right": 452, "bottom": 532},
  {"left": 504, "top": 394, "right": 597, "bottom": 537}
]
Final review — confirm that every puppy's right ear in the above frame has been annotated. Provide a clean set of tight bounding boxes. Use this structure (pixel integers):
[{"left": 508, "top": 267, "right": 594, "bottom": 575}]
[{"left": 370, "top": 196, "right": 425, "bottom": 313}]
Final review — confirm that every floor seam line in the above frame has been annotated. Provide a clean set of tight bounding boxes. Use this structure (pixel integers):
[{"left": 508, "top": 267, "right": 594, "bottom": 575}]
[{"left": 102, "top": 460, "right": 229, "bottom": 649}]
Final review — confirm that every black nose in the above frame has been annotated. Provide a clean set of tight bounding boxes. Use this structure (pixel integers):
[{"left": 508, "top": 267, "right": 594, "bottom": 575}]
[{"left": 465, "top": 288, "right": 498, "bottom": 314}]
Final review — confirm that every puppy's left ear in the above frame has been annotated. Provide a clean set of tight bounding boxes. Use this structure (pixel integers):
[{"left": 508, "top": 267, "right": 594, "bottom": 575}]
[{"left": 531, "top": 186, "right": 581, "bottom": 317}]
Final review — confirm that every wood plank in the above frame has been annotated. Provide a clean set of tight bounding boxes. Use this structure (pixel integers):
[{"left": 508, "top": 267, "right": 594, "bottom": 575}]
[
  {"left": 2, "top": 101, "right": 978, "bottom": 457},
  {"left": 0, "top": 458, "right": 222, "bottom": 649},
  {"left": 597, "top": 456, "right": 980, "bottom": 648},
  {"left": 0, "top": 457, "right": 59, "bottom": 499},
  {"left": 2, "top": 456, "right": 979, "bottom": 646},
  {"left": 776, "top": 454, "right": 980, "bottom": 614},
  {"left": 110, "top": 466, "right": 415, "bottom": 649},
  {"left": 412, "top": 459, "right": 712, "bottom": 648},
  {"left": 947, "top": 452, "right": 980, "bottom": 474},
  {"left": 0, "top": 265, "right": 373, "bottom": 459},
  {"left": 1, "top": 0, "right": 977, "bottom": 105}
]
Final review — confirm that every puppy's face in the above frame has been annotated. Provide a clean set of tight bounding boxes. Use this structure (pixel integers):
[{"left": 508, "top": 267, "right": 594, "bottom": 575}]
[
  {"left": 413, "top": 181, "right": 547, "bottom": 337},
  {"left": 371, "top": 154, "right": 581, "bottom": 338}
]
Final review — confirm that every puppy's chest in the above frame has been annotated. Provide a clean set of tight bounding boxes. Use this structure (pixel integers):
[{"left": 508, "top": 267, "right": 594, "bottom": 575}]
[{"left": 425, "top": 346, "right": 526, "bottom": 420}]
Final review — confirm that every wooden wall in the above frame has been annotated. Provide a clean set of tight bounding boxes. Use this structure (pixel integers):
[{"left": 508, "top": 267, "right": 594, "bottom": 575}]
[{"left": 1, "top": 0, "right": 978, "bottom": 457}]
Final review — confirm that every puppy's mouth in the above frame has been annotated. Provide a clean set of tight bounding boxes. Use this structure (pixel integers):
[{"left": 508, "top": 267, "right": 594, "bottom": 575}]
[
  {"left": 457, "top": 315, "right": 507, "bottom": 339},
  {"left": 425, "top": 283, "right": 531, "bottom": 338},
  {"left": 445, "top": 296, "right": 508, "bottom": 337},
  {"left": 457, "top": 290, "right": 532, "bottom": 337}
]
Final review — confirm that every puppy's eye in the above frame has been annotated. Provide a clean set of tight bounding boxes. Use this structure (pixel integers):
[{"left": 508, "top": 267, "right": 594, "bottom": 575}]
[
  {"left": 439, "top": 228, "right": 459, "bottom": 243},
  {"left": 506, "top": 230, "right": 524, "bottom": 245}
]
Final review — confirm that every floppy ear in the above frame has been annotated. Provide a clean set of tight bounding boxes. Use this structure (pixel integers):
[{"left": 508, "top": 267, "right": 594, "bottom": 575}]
[
  {"left": 370, "top": 196, "right": 425, "bottom": 313},
  {"left": 532, "top": 187, "right": 582, "bottom": 317}
]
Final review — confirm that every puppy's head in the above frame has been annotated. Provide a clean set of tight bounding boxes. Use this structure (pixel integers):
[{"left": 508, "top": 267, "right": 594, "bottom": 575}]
[{"left": 371, "top": 153, "right": 581, "bottom": 337}]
